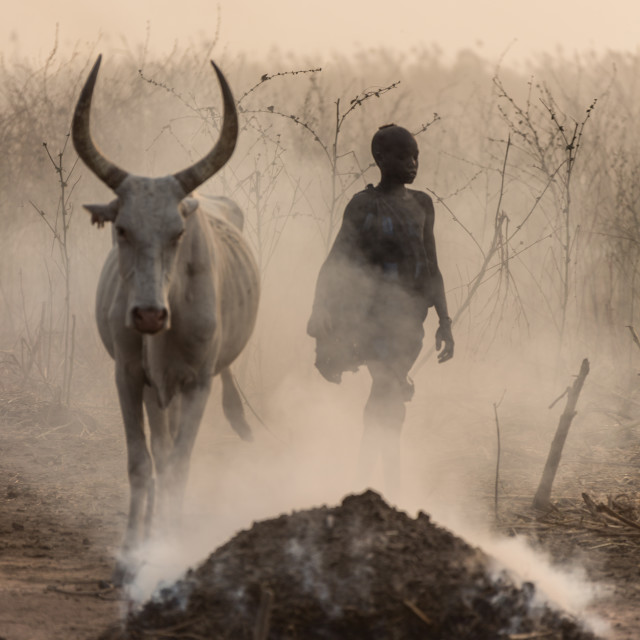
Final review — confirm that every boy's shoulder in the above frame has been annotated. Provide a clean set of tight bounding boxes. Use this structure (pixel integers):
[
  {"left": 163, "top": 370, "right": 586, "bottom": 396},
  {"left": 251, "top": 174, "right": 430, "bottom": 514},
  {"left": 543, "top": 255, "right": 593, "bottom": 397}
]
[
  {"left": 407, "top": 188, "right": 433, "bottom": 207},
  {"left": 342, "top": 186, "right": 378, "bottom": 220},
  {"left": 349, "top": 184, "right": 378, "bottom": 205}
]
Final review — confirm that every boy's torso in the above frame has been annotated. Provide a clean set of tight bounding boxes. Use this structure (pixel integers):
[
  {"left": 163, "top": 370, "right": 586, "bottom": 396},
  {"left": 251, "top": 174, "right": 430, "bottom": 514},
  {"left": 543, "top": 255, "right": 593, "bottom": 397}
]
[{"left": 354, "top": 186, "right": 430, "bottom": 292}]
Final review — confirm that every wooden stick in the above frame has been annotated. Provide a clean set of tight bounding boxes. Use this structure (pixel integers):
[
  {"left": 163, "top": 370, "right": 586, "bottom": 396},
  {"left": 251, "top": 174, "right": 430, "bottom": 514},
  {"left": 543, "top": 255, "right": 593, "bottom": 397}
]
[
  {"left": 508, "top": 631, "right": 554, "bottom": 639},
  {"left": 253, "top": 586, "right": 274, "bottom": 640},
  {"left": 581, "top": 492, "right": 600, "bottom": 517},
  {"left": 532, "top": 358, "right": 590, "bottom": 510},
  {"left": 595, "top": 501, "right": 640, "bottom": 532},
  {"left": 403, "top": 599, "right": 432, "bottom": 626}
]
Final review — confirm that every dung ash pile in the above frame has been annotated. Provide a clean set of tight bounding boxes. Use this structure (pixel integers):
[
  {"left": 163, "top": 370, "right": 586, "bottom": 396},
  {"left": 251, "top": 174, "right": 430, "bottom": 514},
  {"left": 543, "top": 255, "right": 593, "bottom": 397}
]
[{"left": 102, "top": 490, "right": 600, "bottom": 639}]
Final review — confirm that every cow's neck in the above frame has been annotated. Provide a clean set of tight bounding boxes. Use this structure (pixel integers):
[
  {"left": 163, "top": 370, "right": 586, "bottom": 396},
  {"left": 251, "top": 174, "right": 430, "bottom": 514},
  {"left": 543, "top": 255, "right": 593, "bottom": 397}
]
[{"left": 143, "top": 211, "right": 220, "bottom": 408}]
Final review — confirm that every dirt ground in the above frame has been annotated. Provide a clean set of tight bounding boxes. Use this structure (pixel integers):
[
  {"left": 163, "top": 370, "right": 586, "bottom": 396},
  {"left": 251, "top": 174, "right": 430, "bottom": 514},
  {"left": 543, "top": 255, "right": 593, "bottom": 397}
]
[
  {"left": 0, "top": 383, "right": 126, "bottom": 640},
  {"left": 1, "top": 378, "right": 640, "bottom": 639}
]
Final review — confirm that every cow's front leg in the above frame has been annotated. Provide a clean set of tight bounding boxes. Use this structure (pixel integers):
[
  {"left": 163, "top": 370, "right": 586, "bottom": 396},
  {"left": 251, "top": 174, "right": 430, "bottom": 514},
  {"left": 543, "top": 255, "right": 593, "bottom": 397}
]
[
  {"left": 166, "top": 381, "right": 212, "bottom": 515},
  {"left": 144, "top": 387, "right": 179, "bottom": 530},
  {"left": 114, "top": 357, "right": 150, "bottom": 584}
]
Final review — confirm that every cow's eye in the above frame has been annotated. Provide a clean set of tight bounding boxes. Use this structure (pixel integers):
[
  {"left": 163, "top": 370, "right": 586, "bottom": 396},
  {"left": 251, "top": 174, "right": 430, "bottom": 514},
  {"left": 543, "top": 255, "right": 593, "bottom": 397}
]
[{"left": 115, "top": 226, "right": 127, "bottom": 241}]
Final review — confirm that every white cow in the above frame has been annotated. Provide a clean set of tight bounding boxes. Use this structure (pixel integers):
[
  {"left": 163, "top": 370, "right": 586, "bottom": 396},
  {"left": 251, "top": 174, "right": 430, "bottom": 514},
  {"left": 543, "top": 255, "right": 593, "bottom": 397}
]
[{"left": 72, "top": 56, "right": 259, "bottom": 583}]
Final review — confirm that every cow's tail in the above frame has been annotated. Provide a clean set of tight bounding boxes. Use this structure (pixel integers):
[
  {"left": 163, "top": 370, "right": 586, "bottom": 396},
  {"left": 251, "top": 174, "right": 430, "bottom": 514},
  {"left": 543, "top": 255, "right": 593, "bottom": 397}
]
[{"left": 221, "top": 368, "right": 253, "bottom": 442}]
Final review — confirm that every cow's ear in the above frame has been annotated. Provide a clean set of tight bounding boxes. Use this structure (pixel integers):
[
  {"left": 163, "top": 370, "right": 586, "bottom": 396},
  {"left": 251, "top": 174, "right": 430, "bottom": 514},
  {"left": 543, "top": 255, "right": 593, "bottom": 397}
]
[
  {"left": 84, "top": 200, "right": 119, "bottom": 228},
  {"left": 179, "top": 197, "right": 199, "bottom": 218}
]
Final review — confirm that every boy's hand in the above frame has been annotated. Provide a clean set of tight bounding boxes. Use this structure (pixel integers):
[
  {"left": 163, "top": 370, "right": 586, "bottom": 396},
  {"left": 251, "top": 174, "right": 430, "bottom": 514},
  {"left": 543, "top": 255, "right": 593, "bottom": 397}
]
[
  {"left": 435, "top": 317, "right": 454, "bottom": 363},
  {"left": 307, "top": 308, "right": 333, "bottom": 338}
]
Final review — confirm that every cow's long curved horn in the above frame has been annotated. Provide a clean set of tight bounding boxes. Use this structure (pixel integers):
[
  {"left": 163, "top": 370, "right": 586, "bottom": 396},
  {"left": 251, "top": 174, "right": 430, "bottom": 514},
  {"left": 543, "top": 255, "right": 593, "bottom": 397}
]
[
  {"left": 72, "top": 55, "right": 129, "bottom": 191},
  {"left": 172, "top": 61, "right": 238, "bottom": 195}
]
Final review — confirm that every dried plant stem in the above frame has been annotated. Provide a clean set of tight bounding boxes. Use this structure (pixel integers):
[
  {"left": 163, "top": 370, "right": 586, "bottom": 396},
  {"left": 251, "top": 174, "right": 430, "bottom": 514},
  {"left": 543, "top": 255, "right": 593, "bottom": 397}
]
[
  {"left": 29, "top": 135, "right": 78, "bottom": 403},
  {"left": 493, "top": 391, "right": 506, "bottom": 521}
]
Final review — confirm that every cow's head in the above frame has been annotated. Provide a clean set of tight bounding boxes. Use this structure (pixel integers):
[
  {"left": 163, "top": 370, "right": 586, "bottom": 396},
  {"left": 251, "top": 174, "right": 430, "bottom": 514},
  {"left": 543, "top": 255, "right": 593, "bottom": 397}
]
[{"left": 72, "top": 55, "right": 238, "bottom": 334}]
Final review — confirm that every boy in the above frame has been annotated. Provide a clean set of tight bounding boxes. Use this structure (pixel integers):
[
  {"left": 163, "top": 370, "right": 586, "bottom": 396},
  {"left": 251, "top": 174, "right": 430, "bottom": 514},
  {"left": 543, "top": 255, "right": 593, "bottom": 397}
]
[{"left": 307, "top": 124, "right": 454, "bottom": 495}]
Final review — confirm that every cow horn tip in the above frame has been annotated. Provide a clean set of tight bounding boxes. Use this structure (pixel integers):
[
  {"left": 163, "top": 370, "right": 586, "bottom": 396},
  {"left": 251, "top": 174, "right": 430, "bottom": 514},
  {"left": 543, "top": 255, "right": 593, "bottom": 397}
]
[{"left": 86, "top": 55, "right": 103, "bottom": 84}]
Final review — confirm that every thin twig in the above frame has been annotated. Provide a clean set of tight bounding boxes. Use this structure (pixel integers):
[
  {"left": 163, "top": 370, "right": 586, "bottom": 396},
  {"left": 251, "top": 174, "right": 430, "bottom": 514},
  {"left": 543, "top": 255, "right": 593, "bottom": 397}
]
[
  {"left": 493, "top": 390, "right": 507, "bottom": 520},
  {"left": 626, "top": 325, "right": 640, "bottom": 351}
]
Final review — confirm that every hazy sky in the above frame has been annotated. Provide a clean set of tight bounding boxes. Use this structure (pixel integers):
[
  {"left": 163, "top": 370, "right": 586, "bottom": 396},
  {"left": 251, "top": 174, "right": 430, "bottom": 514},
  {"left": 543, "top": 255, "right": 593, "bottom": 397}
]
[{"left": 3, "top": 0, "right": 639, "bottom": 66}]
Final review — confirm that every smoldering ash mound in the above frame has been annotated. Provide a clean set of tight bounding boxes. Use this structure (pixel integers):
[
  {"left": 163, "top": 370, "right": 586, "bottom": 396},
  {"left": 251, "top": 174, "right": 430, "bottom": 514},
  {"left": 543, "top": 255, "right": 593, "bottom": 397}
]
[{"left": 101, "top": 491, "right": 600, "bottom": 640}]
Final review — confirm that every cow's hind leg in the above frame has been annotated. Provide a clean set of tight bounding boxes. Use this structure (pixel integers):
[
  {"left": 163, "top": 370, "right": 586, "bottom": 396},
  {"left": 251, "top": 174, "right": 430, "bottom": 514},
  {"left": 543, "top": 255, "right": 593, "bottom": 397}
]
[{"left": 221, "top": 368, "right": 253, "bottom": 441}]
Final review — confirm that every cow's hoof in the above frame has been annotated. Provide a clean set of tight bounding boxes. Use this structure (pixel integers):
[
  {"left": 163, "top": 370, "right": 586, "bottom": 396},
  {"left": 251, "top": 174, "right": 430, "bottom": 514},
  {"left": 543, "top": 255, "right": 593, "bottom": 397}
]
[{"left": 111, "top": 559, "right": 138, "bottom": 587}]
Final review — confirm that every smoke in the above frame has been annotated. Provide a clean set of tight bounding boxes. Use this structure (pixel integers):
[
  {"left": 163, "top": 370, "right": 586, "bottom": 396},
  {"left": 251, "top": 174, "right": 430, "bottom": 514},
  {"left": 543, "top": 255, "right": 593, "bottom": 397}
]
[
  {"left": 482, "top": 536, "right": 609, "bottom": 635},
  {"left": 122, "top": 535, "right": 197, "bottom": 608},
  {"left": 285, "top": 537, "right": 336, "bottom": 613}
]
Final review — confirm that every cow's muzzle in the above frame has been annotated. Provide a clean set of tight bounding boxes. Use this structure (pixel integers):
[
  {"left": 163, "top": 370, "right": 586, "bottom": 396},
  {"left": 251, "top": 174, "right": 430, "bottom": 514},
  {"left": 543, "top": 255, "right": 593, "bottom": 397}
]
[{"left": 132, "top": 307, "right": 168, "bottom": 334}]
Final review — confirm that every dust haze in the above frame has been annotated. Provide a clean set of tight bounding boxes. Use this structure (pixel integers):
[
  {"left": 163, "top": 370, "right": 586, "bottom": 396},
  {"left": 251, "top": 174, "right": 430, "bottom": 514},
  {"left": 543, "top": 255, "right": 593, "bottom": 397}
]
[
  {"left": 4, "top": 0, "right": 640, "bottom": 68},
  {"left": 1, "top": 36, "right": 638, "bottom": 632}
]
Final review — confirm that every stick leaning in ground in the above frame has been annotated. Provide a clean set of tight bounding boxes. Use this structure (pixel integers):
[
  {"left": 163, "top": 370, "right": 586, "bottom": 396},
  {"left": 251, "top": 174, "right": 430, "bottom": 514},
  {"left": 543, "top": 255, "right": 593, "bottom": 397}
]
[{"left": 532, "top": 358, "right": 590, "bottom": 511}]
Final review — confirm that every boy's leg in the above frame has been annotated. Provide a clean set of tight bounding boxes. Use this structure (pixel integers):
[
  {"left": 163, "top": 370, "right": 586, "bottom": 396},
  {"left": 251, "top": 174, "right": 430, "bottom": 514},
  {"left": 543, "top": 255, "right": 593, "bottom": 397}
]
[
  {"left": 358, "top": 360, "right": 406, "bottom": 498},
  {"left": 357, "top": 301, "right": 425, "bottom": 499}
]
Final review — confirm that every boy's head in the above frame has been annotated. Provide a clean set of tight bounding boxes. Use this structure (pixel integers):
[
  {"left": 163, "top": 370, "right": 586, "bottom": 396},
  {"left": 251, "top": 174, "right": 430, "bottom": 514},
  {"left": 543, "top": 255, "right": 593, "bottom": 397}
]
[{"left": 371, "top": 124, "right": 419, "bottom": 185}]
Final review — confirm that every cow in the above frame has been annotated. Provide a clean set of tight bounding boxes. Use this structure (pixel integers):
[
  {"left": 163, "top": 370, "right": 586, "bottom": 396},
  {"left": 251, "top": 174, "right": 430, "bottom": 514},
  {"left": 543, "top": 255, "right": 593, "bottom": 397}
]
[{"left": 72, "top": 55, "right": 260, "bottom": 584}]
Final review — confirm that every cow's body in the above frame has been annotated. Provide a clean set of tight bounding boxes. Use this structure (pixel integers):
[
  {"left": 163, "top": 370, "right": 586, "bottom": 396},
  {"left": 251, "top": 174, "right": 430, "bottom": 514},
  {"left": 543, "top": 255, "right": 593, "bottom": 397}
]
[{"left": 72, "top": 56, "right": 258, "bottom": 583}]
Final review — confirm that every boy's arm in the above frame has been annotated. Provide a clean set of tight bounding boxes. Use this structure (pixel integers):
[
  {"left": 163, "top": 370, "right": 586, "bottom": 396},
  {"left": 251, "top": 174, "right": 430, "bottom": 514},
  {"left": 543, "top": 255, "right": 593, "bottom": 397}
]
[{"left": 420, "top": 193, "right": 454, "bottom": 362}]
